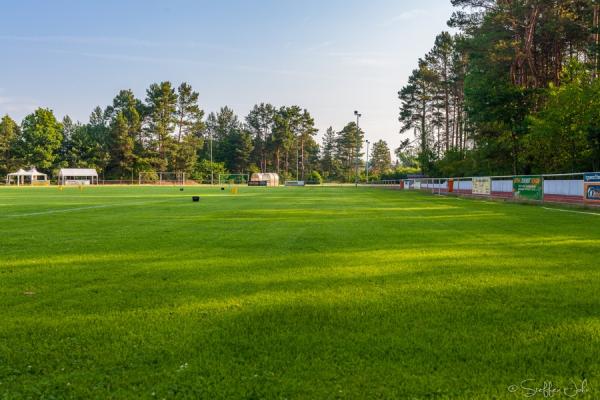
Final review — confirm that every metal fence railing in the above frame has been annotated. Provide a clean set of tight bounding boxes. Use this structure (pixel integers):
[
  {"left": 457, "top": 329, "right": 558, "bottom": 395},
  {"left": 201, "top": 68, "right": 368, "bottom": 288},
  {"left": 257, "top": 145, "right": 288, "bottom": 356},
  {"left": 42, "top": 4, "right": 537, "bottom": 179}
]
[{"left": 365, "top": 172, "right": 600, "bottom": 206}]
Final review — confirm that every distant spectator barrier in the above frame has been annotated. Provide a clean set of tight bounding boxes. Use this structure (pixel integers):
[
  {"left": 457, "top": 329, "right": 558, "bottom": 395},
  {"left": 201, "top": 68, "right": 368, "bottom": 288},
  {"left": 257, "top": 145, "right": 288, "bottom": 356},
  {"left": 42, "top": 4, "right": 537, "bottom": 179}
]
[
  {"left": 365, "top": 172, "right": 600, "bottom": 206},
  {"left": 285, "top": 181, "right": 306, "bottom": 187},
  {"left": 248, "top": 180, "right": 268, "bottom": 187}
]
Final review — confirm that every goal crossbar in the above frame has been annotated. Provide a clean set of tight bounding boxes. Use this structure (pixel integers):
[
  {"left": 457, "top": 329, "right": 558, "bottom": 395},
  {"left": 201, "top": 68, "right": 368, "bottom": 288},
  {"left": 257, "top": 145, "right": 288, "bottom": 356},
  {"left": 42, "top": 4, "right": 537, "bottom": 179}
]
[
  {"left": 139, "top": 171, "right": 186, "bottom": 185},
  {"left": 218, "top": 174, "right": 249, "bottom": 185}
]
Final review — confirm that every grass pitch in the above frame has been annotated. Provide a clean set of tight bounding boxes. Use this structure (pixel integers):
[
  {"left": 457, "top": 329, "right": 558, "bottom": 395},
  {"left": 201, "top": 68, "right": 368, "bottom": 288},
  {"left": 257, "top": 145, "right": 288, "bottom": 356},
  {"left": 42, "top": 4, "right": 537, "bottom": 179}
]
[{"left": 0, "top": 186, "right": 599, "bottom": 399}]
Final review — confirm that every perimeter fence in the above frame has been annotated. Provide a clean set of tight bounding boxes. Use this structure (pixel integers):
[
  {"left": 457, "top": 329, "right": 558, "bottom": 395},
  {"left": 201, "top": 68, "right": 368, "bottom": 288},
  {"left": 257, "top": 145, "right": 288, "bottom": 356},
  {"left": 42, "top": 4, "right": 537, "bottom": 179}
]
[{"left": 365, "top": 172, "right": 600, "bottom": 206}]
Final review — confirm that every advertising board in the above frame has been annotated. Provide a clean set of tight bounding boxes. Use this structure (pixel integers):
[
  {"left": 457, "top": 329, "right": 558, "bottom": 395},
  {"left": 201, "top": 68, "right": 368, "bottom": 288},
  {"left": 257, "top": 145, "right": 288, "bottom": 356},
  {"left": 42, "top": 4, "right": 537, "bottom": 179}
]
[
  {"left": 472, "top": 177, "right": 491, "bottom": 195},
  {"left": 513, "top": 176, "right": 543, "bottom": 201},
  {"left": 584, "top": 173, "right": 600, "bottom": 204}
]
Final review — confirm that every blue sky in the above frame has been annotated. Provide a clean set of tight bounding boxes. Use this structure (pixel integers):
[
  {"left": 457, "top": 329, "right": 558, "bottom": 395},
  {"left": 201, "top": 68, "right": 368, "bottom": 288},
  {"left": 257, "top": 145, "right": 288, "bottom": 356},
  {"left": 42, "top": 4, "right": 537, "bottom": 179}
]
[{"left": 0, "top": 0, "right": 454, "bottom": 151}]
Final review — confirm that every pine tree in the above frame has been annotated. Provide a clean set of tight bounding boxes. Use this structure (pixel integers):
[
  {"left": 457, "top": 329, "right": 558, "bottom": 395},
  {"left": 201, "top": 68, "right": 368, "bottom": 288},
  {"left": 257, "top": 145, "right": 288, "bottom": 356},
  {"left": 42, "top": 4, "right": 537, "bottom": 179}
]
[
  {"left": 105, "top": 90, "right": 145, "bottom": 176},
  {"left": 320, "top": 127, "right": 337, "bottom": 179},
  {"left": 246, "top": 103, "right": 276, "bottom": 172},
  {"left": 370, "top": 140, "right": 392, "bottom": 176},
  {"left": 204, "top": 107, "right": 248, "bottom": 172},
  {"left": 175, "top": 82, "right": 204, "bottom": 143},
  {"left": 227, "top": 129, "right": 254, "bottom": 173},
  {"left": 174, "top": 83, "right": 205, "bottom": 174},
  {"left": 336, "top": 122, "right": 364, "bottom": 182},
  {"left": 271, "top": 106, "right": 302, "bottom": 177},
  {"left": 109, "top": 111, "right": 135, "bottom": 178},
  {"left": 297, "top": 109, "right": 318, "bottom": 180},
  {"left": 146, "top": 81, "right": 178, "bottom": 171},
  {"left": 87, "top": 106, "right": 111, "bottom": 174},
  {"left": 427, "top": 32, "right": 454, "bottom": 152},
  {"left": 398, "top": 59, "right": 438, "bottom": 174}
]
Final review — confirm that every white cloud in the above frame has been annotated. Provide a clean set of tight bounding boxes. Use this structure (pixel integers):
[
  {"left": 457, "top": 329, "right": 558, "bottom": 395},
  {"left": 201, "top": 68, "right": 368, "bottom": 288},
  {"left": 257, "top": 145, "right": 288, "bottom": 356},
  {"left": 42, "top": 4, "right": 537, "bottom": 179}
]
[
  {"left": 381, "top": 9, "right": 426, "bottom": 26},
  {"left": 77, "top": 51, "right": 214, "bottom": 66},
  {"left": 0, "top": 35, "right": 241, "bottom": 53},
  {"left": 73, "top": 50, "right": 313, "bottom": 79},
  {"left": 327, "top": 51, "right": 386, "bottom": 58},
  {"left": 306, "top": 41, "right": 334, "bottom": 53},
  {"left": 346, "top": 57, "right": 389, "bottom": 67},
  {"left": 0, "top": 95, "right": 38, "bottom": 116},
  {"left": 327, "top": 51, "right": 391, "bottom": 68}
]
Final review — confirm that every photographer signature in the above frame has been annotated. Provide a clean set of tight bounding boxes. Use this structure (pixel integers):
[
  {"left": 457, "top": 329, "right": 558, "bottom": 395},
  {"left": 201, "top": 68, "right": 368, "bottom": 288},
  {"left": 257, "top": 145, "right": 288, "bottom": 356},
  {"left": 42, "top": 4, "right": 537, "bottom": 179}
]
[{"left": 508, "top": 379, "right": 588, "bottom": 398}]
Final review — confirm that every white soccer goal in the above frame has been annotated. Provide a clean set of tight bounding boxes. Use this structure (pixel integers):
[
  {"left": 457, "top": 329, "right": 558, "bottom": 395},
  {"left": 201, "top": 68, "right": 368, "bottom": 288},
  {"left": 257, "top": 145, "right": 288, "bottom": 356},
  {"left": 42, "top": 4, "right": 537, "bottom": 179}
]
[
  {"left": 139, "top": 171, "right": 186, "bottom": 185},
  {"left": 218, "top": 174, "right": 249, "bottom": 185}
]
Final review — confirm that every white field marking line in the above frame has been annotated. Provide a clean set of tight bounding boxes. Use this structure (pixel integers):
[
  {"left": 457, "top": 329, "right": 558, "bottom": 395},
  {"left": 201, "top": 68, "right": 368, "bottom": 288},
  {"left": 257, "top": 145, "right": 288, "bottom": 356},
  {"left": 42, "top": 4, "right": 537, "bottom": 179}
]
[
  {"left": 542, "top": 207, "right": 600, "bottom": 216},
  {"left": 3, "top": 199, "right": 173, "bottom": 218}
]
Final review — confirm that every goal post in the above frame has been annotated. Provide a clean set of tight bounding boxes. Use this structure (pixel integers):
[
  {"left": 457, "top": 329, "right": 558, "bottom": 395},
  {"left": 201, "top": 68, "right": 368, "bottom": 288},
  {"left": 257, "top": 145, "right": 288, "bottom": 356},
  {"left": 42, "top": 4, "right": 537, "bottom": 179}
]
[
  {"left": 139, "top": 171, "right": 186, "bottom": 185},
  {"left": 218, "top": 173, "right": 249, "bottom": 185}
]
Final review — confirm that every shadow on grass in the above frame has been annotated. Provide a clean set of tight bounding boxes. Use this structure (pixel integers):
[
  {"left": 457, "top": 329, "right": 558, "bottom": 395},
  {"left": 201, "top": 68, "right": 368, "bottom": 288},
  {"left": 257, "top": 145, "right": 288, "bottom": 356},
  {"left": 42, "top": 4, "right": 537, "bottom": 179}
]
[
  {"left": 1, "top": 277, "right": 598, "bottom": 399},
  {"left": 2, "top": 229, "right": 598, "bottom": 313}
]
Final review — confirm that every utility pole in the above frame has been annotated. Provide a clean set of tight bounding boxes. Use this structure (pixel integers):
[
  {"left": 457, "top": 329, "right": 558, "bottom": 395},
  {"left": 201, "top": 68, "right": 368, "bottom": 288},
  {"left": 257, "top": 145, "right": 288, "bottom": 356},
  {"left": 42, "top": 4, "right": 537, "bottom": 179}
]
[{"left": 354, "top": 110, "right": 361, "bottom": 188}]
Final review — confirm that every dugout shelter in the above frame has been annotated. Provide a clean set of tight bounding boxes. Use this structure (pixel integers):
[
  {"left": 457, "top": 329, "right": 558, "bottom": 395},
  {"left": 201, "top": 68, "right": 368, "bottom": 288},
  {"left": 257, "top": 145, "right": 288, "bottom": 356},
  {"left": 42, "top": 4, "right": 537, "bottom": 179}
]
[
  {"left": 249, "top": 173, "right": 279, "bottom": 187},
  {"left": 58, "top": 168, "right": 99, "bottom": 185}
]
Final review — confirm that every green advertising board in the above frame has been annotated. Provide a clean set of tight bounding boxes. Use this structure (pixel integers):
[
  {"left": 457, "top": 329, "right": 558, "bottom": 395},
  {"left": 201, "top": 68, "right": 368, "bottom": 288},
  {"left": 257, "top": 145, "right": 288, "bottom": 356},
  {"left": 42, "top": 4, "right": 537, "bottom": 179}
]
[{"left": 513, "top": 176, "right": 543, "bottom": 201}]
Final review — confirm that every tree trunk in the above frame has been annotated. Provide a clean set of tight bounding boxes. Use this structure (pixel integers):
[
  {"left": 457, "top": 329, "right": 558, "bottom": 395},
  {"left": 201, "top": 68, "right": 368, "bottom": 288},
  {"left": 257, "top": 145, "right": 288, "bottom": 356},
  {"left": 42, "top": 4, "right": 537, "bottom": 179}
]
[
  {"left": 511, "top": 131, "right": 518, "bottom": 175},
  {"left": 443, "top": 59, "right": 450, "bottom": 152},
  {"left": 261, "top": 129, "right": 267, "bottom": 172},
  {"left": 177, "top": 114, "right": 183, "bottom": 143},
  {"left": 300, "top": 137, "right": 305, "bottom": 180},
  {"left": 594, "top": 4, "right": 599, "bottom": 79}
]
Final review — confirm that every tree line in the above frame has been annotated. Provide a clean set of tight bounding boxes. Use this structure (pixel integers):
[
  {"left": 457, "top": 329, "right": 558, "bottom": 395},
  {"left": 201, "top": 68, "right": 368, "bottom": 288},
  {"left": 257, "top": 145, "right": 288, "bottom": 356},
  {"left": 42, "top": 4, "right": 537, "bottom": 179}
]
[
  {"left": 398, "top": 0, "right": 600, "bottom": 177},
  {"left": 0, "top": 82, "right": 398, "bottom": 182}
]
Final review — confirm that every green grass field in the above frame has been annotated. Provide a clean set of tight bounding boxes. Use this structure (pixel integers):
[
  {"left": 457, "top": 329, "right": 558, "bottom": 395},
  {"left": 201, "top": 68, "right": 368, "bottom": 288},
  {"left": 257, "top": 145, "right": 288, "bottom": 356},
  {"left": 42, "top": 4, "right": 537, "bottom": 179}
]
[{"left": 1, "top": 186, "right": 599, "bottom": 399}]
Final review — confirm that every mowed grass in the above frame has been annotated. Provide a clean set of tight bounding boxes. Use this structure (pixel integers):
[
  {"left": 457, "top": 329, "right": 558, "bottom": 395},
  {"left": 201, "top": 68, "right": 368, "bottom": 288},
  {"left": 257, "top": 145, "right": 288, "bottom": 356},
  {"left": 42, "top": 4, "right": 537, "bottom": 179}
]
[{"left": 0, "top": 186, "right": 599, "bottom": 399}]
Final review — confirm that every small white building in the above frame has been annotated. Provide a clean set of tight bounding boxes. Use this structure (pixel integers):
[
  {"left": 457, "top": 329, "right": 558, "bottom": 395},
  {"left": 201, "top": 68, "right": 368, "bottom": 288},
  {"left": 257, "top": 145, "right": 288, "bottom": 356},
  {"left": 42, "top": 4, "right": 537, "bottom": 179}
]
[
  {"left": 6, "top": 168, "right": 48, "bottom": 185},
  {"left": 58, "top": 168, "right": 99, "bottom": 185}
]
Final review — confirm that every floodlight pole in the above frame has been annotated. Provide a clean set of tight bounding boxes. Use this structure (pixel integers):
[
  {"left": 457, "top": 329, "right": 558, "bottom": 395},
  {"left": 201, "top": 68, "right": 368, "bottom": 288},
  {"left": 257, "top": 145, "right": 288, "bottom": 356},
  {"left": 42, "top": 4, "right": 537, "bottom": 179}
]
[
  {"left": 354, "top": 110, "right": 362, "bottom": 188},
  {"left": 365, "top": 139, "right": 370, "bottom": 184}
]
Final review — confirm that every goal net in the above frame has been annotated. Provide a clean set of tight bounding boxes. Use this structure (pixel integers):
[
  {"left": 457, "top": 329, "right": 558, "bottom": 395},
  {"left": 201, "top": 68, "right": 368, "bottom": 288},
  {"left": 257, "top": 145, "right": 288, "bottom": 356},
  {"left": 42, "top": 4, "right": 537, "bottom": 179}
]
[
  {"left": 139, "top": 171, "right": 186, "bottom": 185},
  {"left": 218, "top": 174, "right": 249, "bottom": 185}
]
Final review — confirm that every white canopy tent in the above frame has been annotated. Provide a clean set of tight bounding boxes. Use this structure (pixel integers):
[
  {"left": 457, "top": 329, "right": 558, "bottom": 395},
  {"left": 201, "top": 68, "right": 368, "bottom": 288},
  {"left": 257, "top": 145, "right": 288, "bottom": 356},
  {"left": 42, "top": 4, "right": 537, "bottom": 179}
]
[
  {"left": 58, "top": 168, "right": 99, "bottom": 185},
  {"left": 6, "top": 168, "right": 48, "bottom": 186}
]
